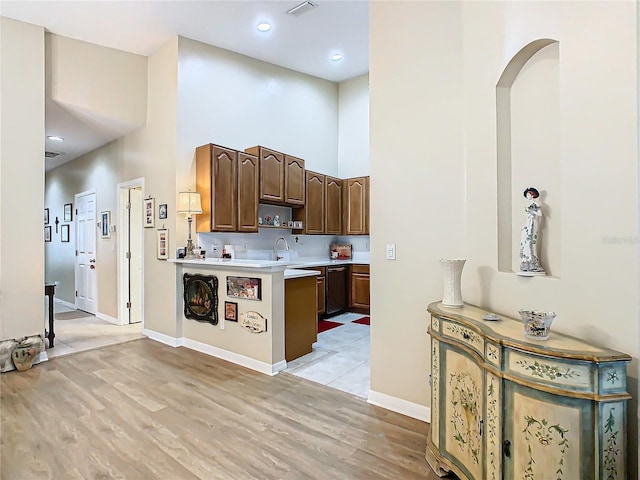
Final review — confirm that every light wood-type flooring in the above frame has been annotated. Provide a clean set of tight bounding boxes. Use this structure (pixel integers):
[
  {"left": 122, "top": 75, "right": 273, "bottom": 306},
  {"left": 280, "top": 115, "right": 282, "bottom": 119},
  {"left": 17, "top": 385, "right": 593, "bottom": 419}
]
[{"left": 1, "top": 339, "right": 443, "bottom": 480}]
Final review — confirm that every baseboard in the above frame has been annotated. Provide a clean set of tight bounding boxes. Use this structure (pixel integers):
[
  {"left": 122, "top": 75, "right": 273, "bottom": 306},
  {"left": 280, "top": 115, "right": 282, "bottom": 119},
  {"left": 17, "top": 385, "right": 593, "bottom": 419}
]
[
  {"left": 54, "top": 298, "right": 76, "bottom": 310},
  {"left": 36, "top": 351, "right": 48, "bottom": 363},
  {"left": 142, "top": 329, "right": 287, "bottom": 376},
  {"left": 367, "top": 389, "right": 431, "bottom": 423},
  {"left": 181, "top": 338, "right": 287, "bottom": 376},
  {"left": 96, "top": 312, "right": 121, "bottom": 325},
  {"left": 142, "top": 329, "right": 181, "bottom": 347}
]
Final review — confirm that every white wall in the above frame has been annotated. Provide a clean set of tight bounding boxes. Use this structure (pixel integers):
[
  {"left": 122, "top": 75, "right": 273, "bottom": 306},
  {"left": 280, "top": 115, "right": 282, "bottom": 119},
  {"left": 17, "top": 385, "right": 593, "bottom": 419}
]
[
  {"left": 369, "top": 1, "right": 466, "bottom": 406},
  {"left": 176, "top": 37, "right": 339, "bottom": 177},
  {"left": 370, "top": 0, "right": 638, "bottom": 475},
  {"left": 0, "top": 18, "right": 45, "bottom": 341},
  {"left": 49, "top": 34, "right": 147, "bottom": 132},
  {"left": 338, "top": 74, "right": 370, "bottom": 178}
]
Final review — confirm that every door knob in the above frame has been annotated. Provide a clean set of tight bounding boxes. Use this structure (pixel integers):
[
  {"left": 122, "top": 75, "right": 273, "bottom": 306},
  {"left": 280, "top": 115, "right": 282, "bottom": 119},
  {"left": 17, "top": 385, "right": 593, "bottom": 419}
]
[{"left": 89, "top": 265, "right": 95, "bottom": 270}]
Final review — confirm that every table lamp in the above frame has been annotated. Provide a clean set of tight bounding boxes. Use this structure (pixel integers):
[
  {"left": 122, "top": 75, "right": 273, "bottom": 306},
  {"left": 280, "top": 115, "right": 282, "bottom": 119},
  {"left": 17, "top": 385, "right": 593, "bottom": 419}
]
[{"left": 177, "top": 191, "right": 202, "bottom": 259}]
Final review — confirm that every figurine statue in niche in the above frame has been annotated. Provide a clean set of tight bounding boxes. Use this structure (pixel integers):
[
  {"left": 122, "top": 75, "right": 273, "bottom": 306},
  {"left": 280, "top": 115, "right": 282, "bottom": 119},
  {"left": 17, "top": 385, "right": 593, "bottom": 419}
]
[{"left": 517, "top": 187, "right": 546, "bottom": 276}]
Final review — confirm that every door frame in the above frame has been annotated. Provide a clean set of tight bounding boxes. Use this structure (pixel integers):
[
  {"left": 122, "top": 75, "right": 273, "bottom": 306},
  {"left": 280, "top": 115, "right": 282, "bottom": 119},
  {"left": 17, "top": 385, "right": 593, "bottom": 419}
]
[
  {"left": 74, "top": 189, "right": 98, "bottom": 314},
  {"left": 117, "top": 178, "right": 145, "bottom": 327}
]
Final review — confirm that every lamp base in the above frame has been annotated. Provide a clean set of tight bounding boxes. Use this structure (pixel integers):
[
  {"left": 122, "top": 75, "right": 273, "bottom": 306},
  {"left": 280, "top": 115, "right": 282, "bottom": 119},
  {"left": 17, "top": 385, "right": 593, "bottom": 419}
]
[{"left": 185, "top": 238, "right": 196, "bottom": 259}]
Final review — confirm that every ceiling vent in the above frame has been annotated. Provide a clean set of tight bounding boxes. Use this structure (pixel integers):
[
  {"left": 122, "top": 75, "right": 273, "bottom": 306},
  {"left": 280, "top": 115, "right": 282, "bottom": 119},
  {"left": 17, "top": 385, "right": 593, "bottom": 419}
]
[
  {"left": 287, "top": 1, "right": 317, "bottom": 16},
  {"left": 45, "top": 151, "right": 62, "bottom": 158}
]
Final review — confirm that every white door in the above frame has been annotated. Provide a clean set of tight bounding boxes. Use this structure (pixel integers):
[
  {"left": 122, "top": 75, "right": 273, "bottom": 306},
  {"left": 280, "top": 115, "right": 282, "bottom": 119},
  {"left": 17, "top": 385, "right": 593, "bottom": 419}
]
[
  {"left": 75, "top": 192, "right": 97, "bottom": 314},
  {"left": 128, "top": 187, "right": 143, "bottom": 324}
]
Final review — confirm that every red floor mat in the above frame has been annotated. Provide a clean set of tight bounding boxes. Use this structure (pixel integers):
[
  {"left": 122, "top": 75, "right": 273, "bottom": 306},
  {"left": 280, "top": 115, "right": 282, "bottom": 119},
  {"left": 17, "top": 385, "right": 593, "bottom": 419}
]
[
  {"left": 352, "top": 316, "right": 370, "bottom": 325},
  {"left": 318, "top": 320, "right": 344, "bottom": 333}
]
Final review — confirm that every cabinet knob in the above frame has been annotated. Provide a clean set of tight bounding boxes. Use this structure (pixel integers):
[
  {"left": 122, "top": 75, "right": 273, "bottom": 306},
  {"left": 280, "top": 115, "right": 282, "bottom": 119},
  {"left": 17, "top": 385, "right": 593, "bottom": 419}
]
[
  {"left": 503, "top": 439, "right": 511, "bottom": 458},
  {"left": 462, "top": 332, "right": 470, "bottom": 340},
  {"left": 479, "top": 419, "right": 483, "bottom": 437}
]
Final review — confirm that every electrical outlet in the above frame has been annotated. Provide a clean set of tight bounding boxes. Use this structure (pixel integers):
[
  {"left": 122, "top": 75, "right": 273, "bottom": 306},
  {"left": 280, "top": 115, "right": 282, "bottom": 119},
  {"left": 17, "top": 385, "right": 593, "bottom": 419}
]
[{"left": 385, "top": 244, "right": 396, "bottom": 260}]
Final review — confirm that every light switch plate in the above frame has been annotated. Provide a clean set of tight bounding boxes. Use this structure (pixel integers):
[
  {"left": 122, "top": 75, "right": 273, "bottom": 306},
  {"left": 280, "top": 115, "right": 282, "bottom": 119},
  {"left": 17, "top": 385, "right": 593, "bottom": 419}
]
[{"left": 386, "top": 244, "right": 396, "bottom": 260}]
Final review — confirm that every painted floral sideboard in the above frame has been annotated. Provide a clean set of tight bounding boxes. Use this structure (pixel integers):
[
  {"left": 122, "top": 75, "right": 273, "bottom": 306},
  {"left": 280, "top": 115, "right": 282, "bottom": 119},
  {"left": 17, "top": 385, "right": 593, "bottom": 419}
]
[{"left": 426, "top": 302, "right": 631, "bottom": 480}]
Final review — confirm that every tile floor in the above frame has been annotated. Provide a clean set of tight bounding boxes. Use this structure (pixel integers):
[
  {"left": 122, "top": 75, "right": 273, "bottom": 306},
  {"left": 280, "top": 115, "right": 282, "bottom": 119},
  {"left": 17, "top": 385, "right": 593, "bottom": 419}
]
[
  {"left": 284, "top": 312, "right": 370, "bottom": 399},
  {"left": 46, "top": 302, "right": 144, "bottom": 360}
]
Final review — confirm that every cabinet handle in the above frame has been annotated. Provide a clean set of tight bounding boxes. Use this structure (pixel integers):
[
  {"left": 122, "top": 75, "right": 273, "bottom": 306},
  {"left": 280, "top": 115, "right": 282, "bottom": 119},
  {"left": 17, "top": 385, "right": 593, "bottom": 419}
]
[
  {"left": 503, "top": 439, "right": 511, "bottom": 458},
  {"left": 462, "top": 332, "right": 471, "bottom": 340},
  {"left": 479, "top": 419, "right": 483, "bottom": 437}
]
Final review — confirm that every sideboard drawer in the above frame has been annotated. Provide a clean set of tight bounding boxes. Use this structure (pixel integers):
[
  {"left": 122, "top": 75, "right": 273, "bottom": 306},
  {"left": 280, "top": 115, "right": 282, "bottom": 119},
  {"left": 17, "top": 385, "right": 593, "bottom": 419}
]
[{"left": 441, "top": 319, "right": 484, "bottom": 356}]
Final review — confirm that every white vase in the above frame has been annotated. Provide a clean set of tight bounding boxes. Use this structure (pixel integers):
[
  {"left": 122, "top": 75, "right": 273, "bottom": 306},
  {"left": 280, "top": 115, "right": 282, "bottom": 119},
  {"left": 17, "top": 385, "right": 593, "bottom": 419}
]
[{"left": 440, "top": 259, "right": 466, "bottom": 308}]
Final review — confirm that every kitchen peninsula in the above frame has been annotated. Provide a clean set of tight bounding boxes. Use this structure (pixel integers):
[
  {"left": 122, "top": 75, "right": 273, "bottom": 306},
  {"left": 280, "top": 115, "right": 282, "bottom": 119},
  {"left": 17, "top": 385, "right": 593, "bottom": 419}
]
[{"left": 168, "top": 258, "right": 321, "bottom": 375}]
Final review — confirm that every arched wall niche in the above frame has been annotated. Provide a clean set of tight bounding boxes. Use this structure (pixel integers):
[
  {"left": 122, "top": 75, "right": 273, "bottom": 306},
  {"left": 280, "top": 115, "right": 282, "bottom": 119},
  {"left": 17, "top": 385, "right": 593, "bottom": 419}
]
[{"left": 496, "top": 38, "right": 562, "bottom": 277}]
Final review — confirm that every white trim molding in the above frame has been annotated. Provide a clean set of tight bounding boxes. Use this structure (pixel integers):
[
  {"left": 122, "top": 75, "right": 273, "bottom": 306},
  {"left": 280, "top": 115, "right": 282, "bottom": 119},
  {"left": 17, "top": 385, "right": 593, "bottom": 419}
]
[
  {"left": 142, "top": 328, "right": 180, "bottom": 347},
  {"left": 96, "top": 312, "right": 121, "bottom": 325},
  {"left": 142, "top": 329, "right": 287, "bottom": 376},
  {"left": 367, "top": 390, "right": 431, "bottom": 423},
  {"left": 54, "top": 298, "right": 76, "bottom": 310}
]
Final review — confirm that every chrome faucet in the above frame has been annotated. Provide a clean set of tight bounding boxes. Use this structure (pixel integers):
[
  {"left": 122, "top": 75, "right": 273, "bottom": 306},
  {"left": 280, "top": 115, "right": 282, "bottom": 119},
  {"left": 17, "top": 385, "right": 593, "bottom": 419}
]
[{"left": 274, "top": 237, "right": 289, "bottom": 261}]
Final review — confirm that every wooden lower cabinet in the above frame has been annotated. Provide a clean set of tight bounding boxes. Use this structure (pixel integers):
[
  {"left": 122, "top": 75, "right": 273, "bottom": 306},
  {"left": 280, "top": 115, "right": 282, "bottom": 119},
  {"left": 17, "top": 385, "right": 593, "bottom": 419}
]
[
  {"left": 426, "top": 302, "right": 631, "bottom": 480},
  {"left": 316, "top": 273, "right": 326, "bottom": 316},
  {"left": 284, "top": 276, "right": 317, "bottom": 362},
  {"left": 349, "top": 264, "right": 370, "bottom": 313}
]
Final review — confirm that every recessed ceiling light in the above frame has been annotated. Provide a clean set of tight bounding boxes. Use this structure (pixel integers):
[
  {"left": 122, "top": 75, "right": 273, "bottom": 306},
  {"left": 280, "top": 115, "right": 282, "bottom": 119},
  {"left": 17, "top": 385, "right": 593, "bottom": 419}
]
[
  {"left": 257, "top": 23, "right": 271, "bottom": 32},
  {"left": 47, "top": 135, "right": 64, "bottom": 142},
  {"left": 330, "top": 53, "right": 343, "bottom": 62}
]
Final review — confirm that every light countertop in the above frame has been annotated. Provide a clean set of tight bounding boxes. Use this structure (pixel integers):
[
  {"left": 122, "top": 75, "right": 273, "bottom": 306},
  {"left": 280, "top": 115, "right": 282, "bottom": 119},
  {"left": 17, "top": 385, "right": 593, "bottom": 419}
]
[
  {"left": 170, "top": 257, "right": 369, "bottom": 270},
  {"left": 284, "top": 269, "right": 322, "bottom": 280}
]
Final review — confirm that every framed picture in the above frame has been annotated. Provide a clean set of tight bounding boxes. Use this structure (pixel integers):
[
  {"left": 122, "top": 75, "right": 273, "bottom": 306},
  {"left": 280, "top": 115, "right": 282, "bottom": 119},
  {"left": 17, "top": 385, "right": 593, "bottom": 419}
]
[
  {"left": 157, "top": 229, "right": 169, "bottom": 260},
  {"left": 226, "top": 276, "right": 262, "bottom": 301},
  {"left": 183, "top": 273, "right": 219, "bottom": 326},
  {"left": 63, "top": 203, "right": 73, "bottom": 222},
  {"left": 144, "top": 198, "right": 155, "bottom": 228},
  {"left": 61, "top": 224, "right": 70, "bottom": 243},
  {"left": 158, "top": 203, "right": 168, "bottom": 220},
  {"left": 44, "top": 208, "right": 49, "bottom": 225},
  {"left": 224, "top": 301, "right": 238, "bottom": 322},
  {"left": 100, "top": 211, "right": 111, "bottom": 239},
  {"left": 45, "top": 226, "right": 51, "bottom": 242}
]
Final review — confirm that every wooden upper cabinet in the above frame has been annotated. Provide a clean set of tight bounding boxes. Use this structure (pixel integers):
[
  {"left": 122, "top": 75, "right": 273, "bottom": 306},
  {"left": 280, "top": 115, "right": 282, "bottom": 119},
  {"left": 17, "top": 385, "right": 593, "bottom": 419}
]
[
  {"left": 237, "top": 152, "right": 259, "bottom": 233},
  {"left": 343, "top": 176, "right": 369, "bottom": 235},
  {"left": 325, "top": 176, "right": 342, "bottom": 235},
  {"left": 284, "top": 155, "right": 305, "bottom": 206},
  {"left": 245, "top": 146, "right": 285, "bottom": 204},
  {"left": 305, "top": 171, "right": 325, "bottom": 234},
  {"left": 196, "top": 144, "right": 238, "bottom": 232}
]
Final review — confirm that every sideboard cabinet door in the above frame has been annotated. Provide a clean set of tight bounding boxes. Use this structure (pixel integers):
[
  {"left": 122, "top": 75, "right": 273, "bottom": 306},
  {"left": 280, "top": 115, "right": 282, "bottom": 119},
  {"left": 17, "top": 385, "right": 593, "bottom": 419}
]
[
  {"left": 503, "top": 381, "right": 593, "bottom": 480},
  {"left": 440, "top": 344, "right": 484, "bottom": 480}
]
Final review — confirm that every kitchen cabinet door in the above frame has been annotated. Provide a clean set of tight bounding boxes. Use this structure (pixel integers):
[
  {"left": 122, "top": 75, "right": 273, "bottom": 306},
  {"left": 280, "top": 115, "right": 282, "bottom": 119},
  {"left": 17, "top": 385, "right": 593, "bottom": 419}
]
[
  {"left": 196, "top": 144, "right": 237, "bottom": 232},
  {"left": 245, "top": 146, "right": 284, "bottom": 204},
  {"left": 343, "top": 176, "right": 369, "bottom": 235},
  {"left": 325, "top": 176, "right": 342, "bottom": 235},
  {"left": 349, "top": 264, "right": 370, "bottom": 312},
  {"left": 305, "top": 171, "right": 325, "bottom": 234},
  {"left": 285, "top": 154, "right": 305, "bottom": 206},
  {"left": 237, "top": 152, "right": 259, "bottom": 233}
]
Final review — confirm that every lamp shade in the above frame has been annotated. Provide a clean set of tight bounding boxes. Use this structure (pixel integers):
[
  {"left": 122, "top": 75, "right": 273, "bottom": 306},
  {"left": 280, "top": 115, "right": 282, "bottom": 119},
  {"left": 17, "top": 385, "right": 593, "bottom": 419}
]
[{"left": 177, "top": 191, "right": 203, "bottom": 215}]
